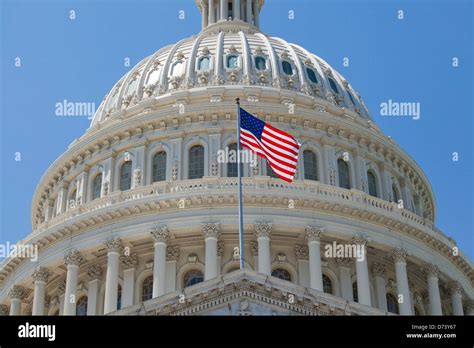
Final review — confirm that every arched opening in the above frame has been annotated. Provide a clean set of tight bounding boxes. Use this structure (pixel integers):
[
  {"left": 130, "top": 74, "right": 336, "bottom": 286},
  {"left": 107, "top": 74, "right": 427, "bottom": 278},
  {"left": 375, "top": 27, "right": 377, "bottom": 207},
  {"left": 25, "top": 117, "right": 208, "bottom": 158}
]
[
  {"left": 119, "top": 161, "right": 132, "bottom": 191},
  {"left": 92, "top": 173, "right": 102, "bottom": 200},
  {"left": 141, "top": 276, "right": 153, "bottom": 302},
  {"left": 337, "top": 158, "right": 351, "bottom": 189},
  {"left": 152, "top": 151, "right": 167, "bottom": 182},
  {"left": 303, "top": 150, "right": 318, "bottom": 181},
  {"left": 367, "top": 170, "right": 378, "bottom": 197},
  {"left": 183, "top": 270, "right": 204, "bottom": 288},
  {"left": 189, "top": 145, "right": 205, "bottom": 179},
  {"left": 271, "top": 268, "right": 292, "bottom": 282},
  {"left": 386, "top": 293, "right": 399, "bottom": 314},
  {"left": 76, "top": 296, "right": 88, "bottom": 316},
  {"left": 323, "top": 274, "right": 333, "bottom": 294}
]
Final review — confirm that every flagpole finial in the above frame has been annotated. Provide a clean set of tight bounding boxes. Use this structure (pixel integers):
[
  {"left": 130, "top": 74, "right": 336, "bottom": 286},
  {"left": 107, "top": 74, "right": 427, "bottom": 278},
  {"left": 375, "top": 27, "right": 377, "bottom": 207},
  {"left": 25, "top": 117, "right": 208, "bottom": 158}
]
[{"left": 236, "top": 97, "right": 240, "bottom": 105}]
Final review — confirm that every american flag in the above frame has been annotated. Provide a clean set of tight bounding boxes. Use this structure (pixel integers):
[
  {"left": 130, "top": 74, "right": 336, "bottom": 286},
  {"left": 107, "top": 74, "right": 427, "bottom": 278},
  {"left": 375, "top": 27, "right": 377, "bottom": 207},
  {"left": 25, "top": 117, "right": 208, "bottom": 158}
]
[{"left": 239, "top": 107, "right": 300, "bottom": 182}]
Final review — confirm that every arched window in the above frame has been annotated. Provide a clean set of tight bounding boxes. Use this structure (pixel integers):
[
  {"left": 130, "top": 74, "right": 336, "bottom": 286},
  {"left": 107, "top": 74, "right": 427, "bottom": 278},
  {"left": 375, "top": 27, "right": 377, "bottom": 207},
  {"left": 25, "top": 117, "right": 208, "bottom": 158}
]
[
  {"left": 92, "top": 173, "right": 102, "bottom": 200},
  {"left": 119, "top": 161, "right": 132, "bottom": 191},
  {"left": 198, "top": 56, "right": 210, "bottom": 71},
  {"left": 303, "top": 150, "right": 318, "bottom": 181},
  {"left": 227, "top": 143, "right": 238, "bottom": 177},
  {"left": 227, "top": 55, "right": 238, "bottom": 69},
  {"left": 282, "top": 61, "right": 293, "bottom": 75},
  {"left": 337, "top": 158, "right": 351, "bottom": 189},
  {"left": 141, "top": 276, "right": 153, "bottom": 302},
  {"left": 367, "top": 170, "right": 378, "bottom": 197},
  {"left": 347, "top": 90, "right": 356, "bottom": 105},
  {"left": 386, "top": 293, "right": 399, "bottom": 314},
  {"left": 323, "top": 274, "right": 333, "bottom": 294},
  {"left": 255, "top": 56, "right": 266, "bottom": 70},
  {"left": 171, "top": 61, "right": 185, "bottom": 77},
  {"left": 183, "top": 270, "right": 204, "bottom": 288},
  {"left": 352, "top": 282, "right": 358, "bottom": 303},
  {"left": 76, "top": 296, "right": 88, "bottom": 316},
  {"left": 69, "top": 189, "right": 77, "bottom": 209},
  {"left": 266, "top": 162, "right": 278, "bottom": 178},
  {"left": 271, "top": 268, "right": 292, "bottom": 282},
  {"left": 328, "top": 77, "right": 339, "bottom": 94},
  {"left": 189, "top": 145, "right": 204, "bottom": 179},
  {"left": 117, "top": 285, "right": 122, "bottom": 310},
  {"left": 392, "top": 183, "right": 400, "bottom": 203},
  {"left": 306, "top": 68, "right": 318, "bottom": 84},
  {"left": 152, "top": 151, "right": 167, "bottom": 182}
]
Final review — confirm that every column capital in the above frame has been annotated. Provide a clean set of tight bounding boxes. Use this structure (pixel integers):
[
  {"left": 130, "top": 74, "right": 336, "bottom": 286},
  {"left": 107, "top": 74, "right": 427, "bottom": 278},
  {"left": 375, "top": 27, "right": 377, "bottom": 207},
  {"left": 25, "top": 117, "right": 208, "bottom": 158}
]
[
  {"left": 254, "top": 222, "right": 272, "bottom": 239},
  {"left": 305, "top": 226, "right": 323, "bottom": 242},
  {"left": 448, "top": 281, "right": 463, "bottom": 296},
  {"left": 371, "top": 262, "right": 386, "bottom": 277},
  {"left": 0, "top": 304, "right": 9, "bottom": 315},
  {"left": 120, "top": 253, "right": 138, "bottom": 269},
  {"left": 151, "top": 225, "right": 170, "bottom": 243},
  {"left": 351, "top": 234, "right": 369, "bottom": 246},
  {"left": 64, "top": 249, "right": 83, "bottom": 266},
  {"left": 166, "top": 245, "right": 180, "bottom": 261},
  {"left": 32, "top": 266, "right": 52, "bottom": 283},
  {"left": 104, "top": 237, "right": 123, "bottom": 253},
  {"left": 420, "top": 263, "right": 440, "bottom": 278},
  {"left": 390, "top": 247, "right": 408, "bottom": 263},
  {"left": 86, "top": 264, "right": 103, "bottom": 280},
  {"left": 294, "top": 244, "right": 309, "bottom": 260},
  {"left": 202, "top": 222, "right": 221, "bottom": 240},
  {"left": 336, "top": 257, "right": 352, "bottom": 267},
  {"left": 8, "top": 285, "right": 27, "bottom": 300}
]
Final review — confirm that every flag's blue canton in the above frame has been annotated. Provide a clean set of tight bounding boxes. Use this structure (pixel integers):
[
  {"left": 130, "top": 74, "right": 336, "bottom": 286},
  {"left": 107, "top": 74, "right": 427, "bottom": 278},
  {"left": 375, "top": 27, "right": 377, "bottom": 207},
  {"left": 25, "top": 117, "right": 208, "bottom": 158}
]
[{"left": 240, "top": 108, "right": 264, "bottom": 139}]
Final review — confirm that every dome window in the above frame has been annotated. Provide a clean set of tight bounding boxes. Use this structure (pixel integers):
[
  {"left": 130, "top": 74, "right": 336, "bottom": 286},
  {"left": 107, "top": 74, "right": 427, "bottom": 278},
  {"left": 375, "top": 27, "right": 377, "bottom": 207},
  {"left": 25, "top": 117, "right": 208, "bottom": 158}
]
[
  {"left": 189, "top": 145, "right": 205, "bottom": 179},
  {"left": 328, "top": 77, "right": 339, "bottom": 94},
  {"left": 306, "top": 68, "right": 318, "bottom": 84},
  {"left": 255, "top": 56, "right": 266, "bottom": 70},
  {"left": 347, "top": 90, "right": 356, "bottom": 105},
  {"left": 152, "top": 151, "right": 167, "bottom": 182},
  {"left": 303, "top": 150, "right": 318, "bottom": 181},
  {"left": 92, "top": 173, "right": 102, "bottom": 200},
  {"left": 141, "top": 276, "right": 153, "bottom": 301},
  {"left": 171, "top": 61, "right": 185, "bottom": 77},
  {"left": 183, "top": 270, "right": 204, "bottom": 288},
  {"left": 198, "top": 56, "right": 210, "bottom": 71},
  {"left": 282, "top": 61, "right": 293, "bottom": 75},
  {"left": 323, "top": 274, "right": 333, "bottom": 294},
  {"left": 227, "top": 55, "right": 239, "bottom": 69},
  {"left": 367, "top": 170, "right": 378, "bottom": 197},
  {"left": 337, "top": 158, "right": 351, "bottom": 189},
  {"left": 271, "top": 268, "right": 292, "bottom": 282},
  {"left": 119, "top": 161, "right": 132, "bottom": 191}
]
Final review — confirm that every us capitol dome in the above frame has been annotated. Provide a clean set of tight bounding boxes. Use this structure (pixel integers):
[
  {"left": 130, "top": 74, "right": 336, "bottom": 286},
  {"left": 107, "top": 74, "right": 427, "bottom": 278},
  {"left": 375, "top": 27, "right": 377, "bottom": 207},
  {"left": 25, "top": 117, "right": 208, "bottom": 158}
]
[{"left": 1, "top": 0, "right": 472, "bottom": 316}]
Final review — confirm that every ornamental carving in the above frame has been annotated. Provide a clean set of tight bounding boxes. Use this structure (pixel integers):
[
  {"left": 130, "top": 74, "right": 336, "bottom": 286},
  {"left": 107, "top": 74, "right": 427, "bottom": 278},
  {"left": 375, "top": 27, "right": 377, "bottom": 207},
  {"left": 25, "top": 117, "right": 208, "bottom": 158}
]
[
  {"left": 64, "top": 249, "right": 83, "bottom": 266},
  {"left": 390, "top": 247, "right": 408, "bottom": 263},
  {"left": 32, "top": 266, "right": 52, "bottom": 283},
  {"left": 120, "top": 253, "right": 138, "bottom": 269},
  {"left": 134, "top": 168, "right": 142, "bottom": 187},
  {"left": 448, "top": 281, "right": 463, "bottom": 296},
  {"left": 166, "top": 245, "right": 180, "bottom": 261},
  {"left": 336, "top": 257, "right": 352, "bottom": 267},
  {"left": 254, "top": 222, "right": 272, "bottom": 238},
  {"left": 86, "top": 264, "right": 103, "bottom": 280},
  {"left": 305, "top": 226, "right": 322, "bottom": 242},
  {"left": 420, "top": 263, "right": 440, "bottom": 278},
  {"left": 172, "top": 160, "right": 179, "bottom": 181},
  {"left": 250, "top": 241, "right": 258, "bottom": 256},
  {"left": 8, "top": 285, "right": 26, "bottom": 300},
  {"left": 151, "top": 226, "right": 170, "bottom": 243},
  {"left": 351, "top": 234, "right": 369, "bottom": 246},
  {"left": 203, "top": 223, "right": 220, "bottom": 239},
  {"left": 294, "top": 244, "right": 309, "bottom": 260},
  {"left": 102, "top": 181, "right": 109, "bottom": 195},
  {"left": 0, "top": 304, "right": 9, "bottom": 315},
  {"left": 371, "top": 262, "right": 386, "bottom": 277},
  {"left": 217, "top": 241, "right": 224, "bottom": 257},
  {"left": 104, "top": 237, "right": 123, "bottom": 253},
  {"left": 58, "top": 280, "right": 66, "bottom": 294}
]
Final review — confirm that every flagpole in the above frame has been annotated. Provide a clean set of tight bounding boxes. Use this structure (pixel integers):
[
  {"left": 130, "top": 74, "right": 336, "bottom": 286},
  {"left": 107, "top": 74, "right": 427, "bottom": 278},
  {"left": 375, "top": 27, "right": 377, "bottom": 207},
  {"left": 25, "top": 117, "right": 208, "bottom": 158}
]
[{"left": 236, "top": 98, "right": 245, "bottom": 270}]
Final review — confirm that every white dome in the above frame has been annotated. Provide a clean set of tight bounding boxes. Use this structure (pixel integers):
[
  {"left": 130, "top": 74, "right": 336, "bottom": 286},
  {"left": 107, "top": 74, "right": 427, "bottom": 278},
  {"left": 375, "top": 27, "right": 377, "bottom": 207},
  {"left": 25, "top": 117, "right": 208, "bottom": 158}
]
[{"left": 90, "top": 20, "right": 371, "bottom": 128}]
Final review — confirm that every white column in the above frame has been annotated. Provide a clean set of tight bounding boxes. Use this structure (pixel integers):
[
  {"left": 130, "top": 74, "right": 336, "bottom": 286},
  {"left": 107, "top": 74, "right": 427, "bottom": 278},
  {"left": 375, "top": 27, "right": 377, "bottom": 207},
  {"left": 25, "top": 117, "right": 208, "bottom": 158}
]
[
  {"left": 420, "top": 264, "right": 441, "bottom": 315},
  {"left": 63, "top": 249, "right": 83, "bottom": 315},
  {"left": 165, "top": 246, "right": 179, "bottom": 293},
  {"left": 391, "top": 247, "right": 412, "bottom": 315},
  {"left": 32, "top": 267, "right": 51, "bottom": 315},
  {"left": 449, "top": 282, "right": 464, "bottom": 315},
  {"left": 353, "top": 235, "right": 371, "bottom": 306},
  {"left": 209, "top": 0, "right": 215, "bottom": 24},
  {"left": 86, "top": 265, "right": 102, "bottom": 315},
  {"left": 201, "top": 2, "right": 208, "bottom": 28},
  {"left": 254, "top": 222, "right": 272, "bottom": 276},
  {"left": 246, "top": 0, "right": 252, "bottom": 24},
  {"left": 253, "top": 0, "right": 259, "bottom": 26},
  {"left": 8, "top": 285, "right": 26, "bottom": 315},
  {"left": 372, "top": 262, "right": 388, "bottom": 311},
  {"left": 337, "top": 258, "right": 353, "bottom": 301},
  {"left": 220, "top": 0, "right": 228, "bottom": 20},
  {"left": 234, "top": 0, "right": 241, "bottom": 19},
  {"left": 120, "top": 253, "right": 138, "bottom": 308},
  {"left": 151, "top": 226, "right": 169, "bottom": 298},
  {"left": 57, "top": 184, "right": 68, "bottom": 214},
  {"left": 305, "top": 226, "right": 323, "bottom": 291},
  {"left": 103, "top": 238, "right": 122, "bottom": 314},
  {"left": 203, "top": 223, "right": 220, "bottom": 280}
]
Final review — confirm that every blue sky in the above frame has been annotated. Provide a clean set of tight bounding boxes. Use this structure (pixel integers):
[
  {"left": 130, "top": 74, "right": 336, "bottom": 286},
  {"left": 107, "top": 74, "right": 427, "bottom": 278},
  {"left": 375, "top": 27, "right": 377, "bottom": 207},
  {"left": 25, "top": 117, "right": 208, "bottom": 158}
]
[{"left": 1, "top": 0, "right": 472, "bottom": 259}]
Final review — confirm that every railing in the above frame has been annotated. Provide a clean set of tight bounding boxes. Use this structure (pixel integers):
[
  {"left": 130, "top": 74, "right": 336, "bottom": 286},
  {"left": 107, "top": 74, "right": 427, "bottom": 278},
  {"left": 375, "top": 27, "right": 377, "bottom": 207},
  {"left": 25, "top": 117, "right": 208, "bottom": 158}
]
[{"left": 36, "top": 177, "right": 441, "bottom": 238}]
